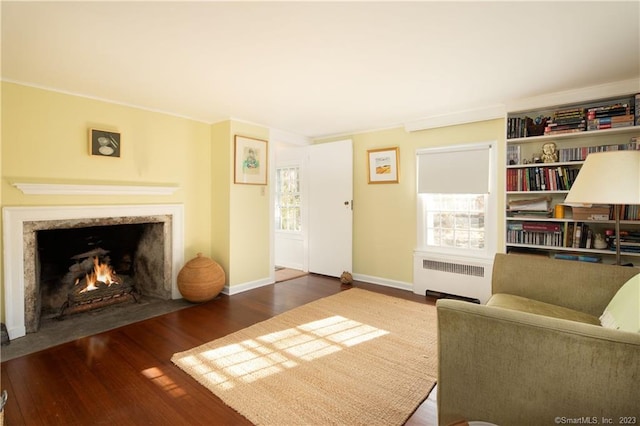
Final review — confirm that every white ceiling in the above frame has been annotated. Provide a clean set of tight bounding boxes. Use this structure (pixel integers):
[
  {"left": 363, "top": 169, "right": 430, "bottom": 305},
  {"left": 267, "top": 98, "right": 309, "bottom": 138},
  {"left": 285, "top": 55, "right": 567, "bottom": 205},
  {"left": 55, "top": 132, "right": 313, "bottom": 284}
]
[{"left": 2, "top": 1, "right": 639, "bottom": 139}]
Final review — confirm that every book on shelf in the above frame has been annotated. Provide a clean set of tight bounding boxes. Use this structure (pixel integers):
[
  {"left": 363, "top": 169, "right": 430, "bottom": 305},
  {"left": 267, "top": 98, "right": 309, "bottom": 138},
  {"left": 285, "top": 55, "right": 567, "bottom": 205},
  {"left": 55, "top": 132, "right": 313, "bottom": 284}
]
[
  {"left": 507, "top": 144, "right": 521, "bottom": 165},
  {"left": 557, "top": 137, "right": 640, "bottom": 162},
  {"left": 544, "top": 107, "right": 586, "bottom": 135},
  {"left": 587, "top": 119, "right": 634, "bottom": 131},
  {"left": 507, "top": 117, "right": 527, "bottom": 139},
  {"left": 522, "top": 222, "right": 562, "bottom": 232},
  {"left": 507, "top": 196, "right": 551, "bottom": 211},
  {"left": 607, "top": 231, "right": 640, "bottom": 252},
  {"left": 554, "top": 253, "right": 602, "bottom": 263},
  {"left": 506, "top": 228, "right": 564, "bottom": 246},
  {"left": 554, "top": 107, "right": 585, "bottom": 118},
  {"left": 570, "top": 222, "right": 596, "bottom": 249},
  {"left": 635, "top": 93, "right": 640, "bottom": 126},
  {"left": 506, "top": 166, "right": 578, "bottom": 192},
  {"left": 508, "top": 210, "right": 553, "bottom": 218},
  {"left": 552, "top": 116, "right": 586, "bottom": 126},
  {"left": 544, "top": 127, "right": 585, "bottom": 136}
]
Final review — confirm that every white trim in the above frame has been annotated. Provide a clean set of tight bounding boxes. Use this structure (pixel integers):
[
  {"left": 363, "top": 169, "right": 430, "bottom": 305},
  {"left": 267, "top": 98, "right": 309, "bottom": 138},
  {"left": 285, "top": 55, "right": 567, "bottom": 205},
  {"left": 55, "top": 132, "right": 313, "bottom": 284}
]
[
  {"left": 2, "top": 204, "right": 185, "bottom": 340},
  {"left": 404, "top": 104, "right": 505, "bottom": 132},
  {"left": 12, "top": 182, "right": 179, "bottom": 196},
  {"left": 222, "top": 277, "right": 274, "bottom": 296},
  {"left": 506, "top": 79, "right": 640, "bottom": 113},
  {"left": 351, "top": 274, "right": 413, "bottom": 292}
]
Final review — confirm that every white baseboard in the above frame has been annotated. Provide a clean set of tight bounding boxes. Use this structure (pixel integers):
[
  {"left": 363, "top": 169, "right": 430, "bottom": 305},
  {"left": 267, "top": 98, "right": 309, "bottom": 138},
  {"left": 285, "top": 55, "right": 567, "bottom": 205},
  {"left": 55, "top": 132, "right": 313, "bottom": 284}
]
[
  {"left": 221, "top": 274, "right": 414, "bottom": 297},
  {"left": 352, "top": 273, "right": 413, "bottom": 292},
  {"left": 222, "top": 277, "right": 274, "bottom": 296}
]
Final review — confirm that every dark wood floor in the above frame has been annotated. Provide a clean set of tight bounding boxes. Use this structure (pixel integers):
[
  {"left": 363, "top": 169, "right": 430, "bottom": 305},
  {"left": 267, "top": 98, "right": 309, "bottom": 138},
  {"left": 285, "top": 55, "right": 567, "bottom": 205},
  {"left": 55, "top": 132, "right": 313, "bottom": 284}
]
[{"left": 1, "top": 275, "right": 437, "bottom": 425}]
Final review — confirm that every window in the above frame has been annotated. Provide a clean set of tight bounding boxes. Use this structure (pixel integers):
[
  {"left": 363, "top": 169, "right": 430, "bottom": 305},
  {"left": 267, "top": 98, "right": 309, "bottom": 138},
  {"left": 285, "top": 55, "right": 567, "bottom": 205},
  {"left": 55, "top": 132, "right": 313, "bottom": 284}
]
[
  {"left": 275, "top": 166, "right": 301, "bottom": 232},
  {"left": 416, "top": 143, "right": 496, "bottom": 257},
  {"left": 423, "top": 193, "right": 485, "bottom": 249}
]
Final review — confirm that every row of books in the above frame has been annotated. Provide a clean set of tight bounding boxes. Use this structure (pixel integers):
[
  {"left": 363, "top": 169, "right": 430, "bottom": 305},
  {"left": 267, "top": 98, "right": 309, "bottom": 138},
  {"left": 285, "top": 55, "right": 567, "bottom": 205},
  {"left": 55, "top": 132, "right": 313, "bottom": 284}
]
[
  {"left": 506, "top": 117, "right": 531, "bottom": 139},
  {"left": 506, "top": 222, "right": 597, "bottom": 249},
  {"left": 506, "top": 227, "right": 564, "bottom": 247},
  {"left": 557, "top": 138, "right": 640, "bottom": 162},
  {"left": 506, "top": 94, "right": 639, "bottom": 140},
  {"left": 508, "top": 221, "right": 640, "bottom": 254},
  {"left": 507, "top": 204, "right": 640, "bottom": 221},
  {"left": 506, "top": 166, "right": 579, "bottom": 192},
  {"left": 618, "top": 205, "right": 640, "bottom": 221},
  {"left": 545, "top": 107, "right": 586, "bottom": 135},
  {"left": 607, "top": 230, "right": 640, "bottom": 253},
  {"left": 586, "top": 103, "right": 635, "bottom": 131},
  {"left": 545, "top": 102, "right": 636, "bottom": 135}
]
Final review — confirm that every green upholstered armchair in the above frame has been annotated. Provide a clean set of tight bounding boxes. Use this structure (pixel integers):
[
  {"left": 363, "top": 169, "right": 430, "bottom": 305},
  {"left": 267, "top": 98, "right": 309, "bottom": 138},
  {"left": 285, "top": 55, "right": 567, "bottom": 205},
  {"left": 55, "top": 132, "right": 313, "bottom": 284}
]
[{"left": 436, "top": 253, "right": 640, "bottom": 425}]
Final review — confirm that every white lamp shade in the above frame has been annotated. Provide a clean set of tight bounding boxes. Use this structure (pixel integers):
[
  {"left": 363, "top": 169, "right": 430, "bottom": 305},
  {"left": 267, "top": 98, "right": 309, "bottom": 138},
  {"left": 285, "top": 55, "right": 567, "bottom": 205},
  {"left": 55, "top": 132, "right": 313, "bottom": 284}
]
[{"left": 564, "top": 150, "right": 640, "bottom": 206}]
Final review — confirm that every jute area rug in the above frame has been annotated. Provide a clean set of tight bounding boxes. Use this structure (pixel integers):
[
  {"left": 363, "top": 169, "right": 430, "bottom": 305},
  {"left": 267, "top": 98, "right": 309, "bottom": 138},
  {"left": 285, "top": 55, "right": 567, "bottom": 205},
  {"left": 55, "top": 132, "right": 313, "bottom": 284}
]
[{"left": 171, "top": 288, "right": 438, "bottom": 425}]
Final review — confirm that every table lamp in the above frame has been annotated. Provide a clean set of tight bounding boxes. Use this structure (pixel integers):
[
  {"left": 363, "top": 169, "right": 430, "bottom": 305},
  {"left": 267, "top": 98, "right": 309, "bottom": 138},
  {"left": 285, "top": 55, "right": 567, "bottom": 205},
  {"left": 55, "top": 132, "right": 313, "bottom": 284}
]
[{"left": 564, "top": 150, "right": 640, "bottom": 265}]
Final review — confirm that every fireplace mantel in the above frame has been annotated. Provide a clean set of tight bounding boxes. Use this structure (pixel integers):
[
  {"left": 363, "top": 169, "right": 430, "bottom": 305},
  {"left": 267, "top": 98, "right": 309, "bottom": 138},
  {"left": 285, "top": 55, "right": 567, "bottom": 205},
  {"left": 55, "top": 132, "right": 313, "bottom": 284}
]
[
  {"left": 2, "top": 204, "right": 185, "bottom": 340},
  {"left": 12, "top": 182, "right": 179, "bottom": 196}
]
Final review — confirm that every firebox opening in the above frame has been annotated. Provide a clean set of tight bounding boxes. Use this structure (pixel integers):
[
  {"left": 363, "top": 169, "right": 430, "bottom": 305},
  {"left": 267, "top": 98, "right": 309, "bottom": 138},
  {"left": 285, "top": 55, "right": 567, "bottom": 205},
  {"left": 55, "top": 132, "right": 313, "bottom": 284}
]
[{"left": 35, "top": 222, "right": 168, "bottom": 331}]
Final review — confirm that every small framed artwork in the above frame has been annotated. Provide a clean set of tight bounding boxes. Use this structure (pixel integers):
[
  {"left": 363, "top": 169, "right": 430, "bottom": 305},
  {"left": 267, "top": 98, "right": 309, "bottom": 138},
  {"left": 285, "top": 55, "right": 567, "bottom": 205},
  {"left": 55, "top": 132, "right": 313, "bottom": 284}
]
[
  {"left": 234, "top": 135, "right": 268, "bottom": 185},
  {"left": 367, "top": 147, "right": 399, "bottom": 184},
  {"left": 90, "top": 129, "right": 121, "bottom": 157}
]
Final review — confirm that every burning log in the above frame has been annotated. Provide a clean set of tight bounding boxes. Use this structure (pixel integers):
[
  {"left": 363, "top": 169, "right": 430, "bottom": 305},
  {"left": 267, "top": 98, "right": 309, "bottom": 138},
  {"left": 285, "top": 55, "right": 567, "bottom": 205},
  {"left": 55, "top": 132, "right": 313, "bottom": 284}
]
[
  {"left": 75, "top": 256, "right": 121, "bottom": 293},
  {"left": 57, "top": 251, "right": 139, "bottom": 319},
  {"left": 60, "top": 275, "right": 137, "bottom": 318}
]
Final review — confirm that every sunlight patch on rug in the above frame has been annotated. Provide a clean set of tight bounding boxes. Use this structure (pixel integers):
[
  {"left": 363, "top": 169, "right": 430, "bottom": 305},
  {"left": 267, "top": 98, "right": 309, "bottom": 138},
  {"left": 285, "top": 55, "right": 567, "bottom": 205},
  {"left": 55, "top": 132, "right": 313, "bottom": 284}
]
[
  {"left": 172, "top": 288, "right": 437, "bottom": 426},
  {"left": 177, "top": 315, "right": 389, "bottom": 391}
]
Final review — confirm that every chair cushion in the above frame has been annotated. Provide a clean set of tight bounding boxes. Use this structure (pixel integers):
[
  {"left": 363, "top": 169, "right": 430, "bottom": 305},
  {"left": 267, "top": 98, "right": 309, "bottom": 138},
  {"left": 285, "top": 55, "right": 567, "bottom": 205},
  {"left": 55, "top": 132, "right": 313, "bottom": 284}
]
[
  {"left": 600, "top": 273, "right": 640, "bottom": 332},
  {"left": 487, "top": 293, "right": 600, "bottom": 325}
]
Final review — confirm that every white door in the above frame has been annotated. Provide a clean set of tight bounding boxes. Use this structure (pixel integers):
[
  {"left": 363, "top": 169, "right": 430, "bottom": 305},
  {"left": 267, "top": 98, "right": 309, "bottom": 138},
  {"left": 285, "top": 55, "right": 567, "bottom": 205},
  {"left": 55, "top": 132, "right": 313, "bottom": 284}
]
[{"left": 308, "top": 140, "right": 353, "bottom": 277}]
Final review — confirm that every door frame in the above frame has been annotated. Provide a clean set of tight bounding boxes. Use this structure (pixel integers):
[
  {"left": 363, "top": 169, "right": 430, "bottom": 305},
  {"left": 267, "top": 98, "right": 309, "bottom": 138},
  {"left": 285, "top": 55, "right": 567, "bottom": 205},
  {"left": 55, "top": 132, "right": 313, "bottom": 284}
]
[{"left": 269, "top": 130, "right": 312, "bottom": 283}]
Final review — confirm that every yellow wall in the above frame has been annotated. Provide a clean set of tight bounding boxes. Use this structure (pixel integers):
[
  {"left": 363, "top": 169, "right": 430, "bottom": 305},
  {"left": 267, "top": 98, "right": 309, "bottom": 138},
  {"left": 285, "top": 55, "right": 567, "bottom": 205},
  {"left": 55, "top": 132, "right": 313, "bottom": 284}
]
[
  {"left": 319, "top": 118, "right": 505, "bottom": 284},
  {"left": 0, "top": 81, "right": 3, "bottom": 314},
  {"left": 228, "top": 122, "right": 271, "bottom": 286},
  {"left": 1, "top": 82, "right": 213, "bottom": 319},
  {"left": 210, "top": 120, "right": 271, "bottom": 287},
  {"left": 210, "top": 121, "right": 232, "bottom": 281}
]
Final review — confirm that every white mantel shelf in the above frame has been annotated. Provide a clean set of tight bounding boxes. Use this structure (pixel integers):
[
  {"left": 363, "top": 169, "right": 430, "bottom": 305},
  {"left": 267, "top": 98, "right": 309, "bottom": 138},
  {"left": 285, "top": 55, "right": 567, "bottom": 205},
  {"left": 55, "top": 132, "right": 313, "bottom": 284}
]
[{"left": 13, "top": 182, "right": 179, "bottom": 196}]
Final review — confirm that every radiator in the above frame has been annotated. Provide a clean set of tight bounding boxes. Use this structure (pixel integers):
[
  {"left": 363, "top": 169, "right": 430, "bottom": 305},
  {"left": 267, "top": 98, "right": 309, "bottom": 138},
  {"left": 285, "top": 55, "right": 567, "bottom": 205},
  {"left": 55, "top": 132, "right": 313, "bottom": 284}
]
[{"left": 413, "top": 252, "right": 493, "bottom": 303}]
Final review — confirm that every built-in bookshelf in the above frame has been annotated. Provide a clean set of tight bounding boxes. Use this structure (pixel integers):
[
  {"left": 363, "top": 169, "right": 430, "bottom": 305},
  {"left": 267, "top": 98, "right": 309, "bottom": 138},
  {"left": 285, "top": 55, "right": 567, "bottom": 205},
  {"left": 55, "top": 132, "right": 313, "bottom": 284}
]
[{"left": 505, "top": 92, "right": 640, "bottom": 264}]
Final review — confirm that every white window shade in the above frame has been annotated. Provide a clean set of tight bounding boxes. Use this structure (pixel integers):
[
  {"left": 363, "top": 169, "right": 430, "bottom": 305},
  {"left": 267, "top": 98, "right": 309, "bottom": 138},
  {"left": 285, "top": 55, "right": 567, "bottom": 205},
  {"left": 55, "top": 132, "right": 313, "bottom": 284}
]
[{"left": 417, "top": 144, "right": 492, "bottom": 194}]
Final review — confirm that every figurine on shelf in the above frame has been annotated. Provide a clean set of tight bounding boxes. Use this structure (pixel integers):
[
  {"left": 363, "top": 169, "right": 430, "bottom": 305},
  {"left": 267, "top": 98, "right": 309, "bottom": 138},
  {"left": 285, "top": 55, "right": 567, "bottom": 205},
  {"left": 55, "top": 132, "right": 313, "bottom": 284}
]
[
  {"left": 541, "top": 142, "right": 558, "bottom": 163},
  {"left": 594, "top": 234, "right": 608, "bottom": 249}
]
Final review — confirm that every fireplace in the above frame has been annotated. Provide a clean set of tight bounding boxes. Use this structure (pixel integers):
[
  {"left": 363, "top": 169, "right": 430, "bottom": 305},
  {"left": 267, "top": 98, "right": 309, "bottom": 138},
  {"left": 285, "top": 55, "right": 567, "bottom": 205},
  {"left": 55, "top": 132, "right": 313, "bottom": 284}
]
[
  {"left": 34, "top": 221, "right": 169, "bottom": 332},
  {"left": 3, "top": 204, "right": 184, "bottom": 340}
]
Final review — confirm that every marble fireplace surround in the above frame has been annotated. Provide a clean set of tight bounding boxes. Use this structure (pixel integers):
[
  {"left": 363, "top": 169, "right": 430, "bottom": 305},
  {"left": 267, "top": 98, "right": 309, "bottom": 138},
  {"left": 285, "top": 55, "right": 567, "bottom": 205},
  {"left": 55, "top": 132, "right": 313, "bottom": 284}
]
[{"left": 3, "top": 203, "right": 184, "bottom": 340}]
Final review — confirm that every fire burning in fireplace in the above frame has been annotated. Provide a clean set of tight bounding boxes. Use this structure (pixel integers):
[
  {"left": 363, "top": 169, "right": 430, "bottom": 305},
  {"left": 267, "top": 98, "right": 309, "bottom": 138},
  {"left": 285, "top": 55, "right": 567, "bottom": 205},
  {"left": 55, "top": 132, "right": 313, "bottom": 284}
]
[
  {"left": 59, "top": 249, "right": 137, "bottom": 319},
  {"left": 78, "top": 257, "right": 121, "bottom": 293}
]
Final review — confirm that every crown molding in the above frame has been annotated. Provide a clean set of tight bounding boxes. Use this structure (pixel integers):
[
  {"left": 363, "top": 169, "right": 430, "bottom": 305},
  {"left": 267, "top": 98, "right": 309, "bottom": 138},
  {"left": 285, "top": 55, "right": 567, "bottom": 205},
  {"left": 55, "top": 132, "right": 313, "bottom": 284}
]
[
  {"left": 12, "top": 182, "right": 179, "bottom": 196},
  {"left": 404, "top": 104, "right": 505, "bottom": 132},
  {"left": 505, "top": 78, "right": 640, "bottom": 113}
]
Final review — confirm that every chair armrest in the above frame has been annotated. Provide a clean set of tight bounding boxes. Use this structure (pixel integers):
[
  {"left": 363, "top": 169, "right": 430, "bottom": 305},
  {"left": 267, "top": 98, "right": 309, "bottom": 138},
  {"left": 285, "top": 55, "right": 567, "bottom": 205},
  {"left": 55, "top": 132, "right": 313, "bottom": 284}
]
[
  {"left": 492, "top": 253, "right": 638, "bottom": 316},
  {"left": 437, "top": 299, "right": 640, "bottom": 426}
]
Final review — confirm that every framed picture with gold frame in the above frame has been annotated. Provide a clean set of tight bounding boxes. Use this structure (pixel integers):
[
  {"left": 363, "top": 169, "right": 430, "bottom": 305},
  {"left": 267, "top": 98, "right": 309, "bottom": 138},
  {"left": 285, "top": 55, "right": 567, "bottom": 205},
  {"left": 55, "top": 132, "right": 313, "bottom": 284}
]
[
  {"left": 89, "top": 129, "right": 121, "bottom": 157},
  {"left": 234, "top": 135, "right": 268, "bottom": 185},
  {"left": 367, "top": 147, "right": 399, "bottom": 184}
]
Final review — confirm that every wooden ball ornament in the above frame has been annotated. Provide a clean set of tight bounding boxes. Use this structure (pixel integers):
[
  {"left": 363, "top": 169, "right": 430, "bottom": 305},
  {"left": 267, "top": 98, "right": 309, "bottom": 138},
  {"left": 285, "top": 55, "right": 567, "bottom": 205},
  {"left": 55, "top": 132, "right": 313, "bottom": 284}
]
[{"left": 177, "top": 253, "right": 225, "bottom": 302}]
